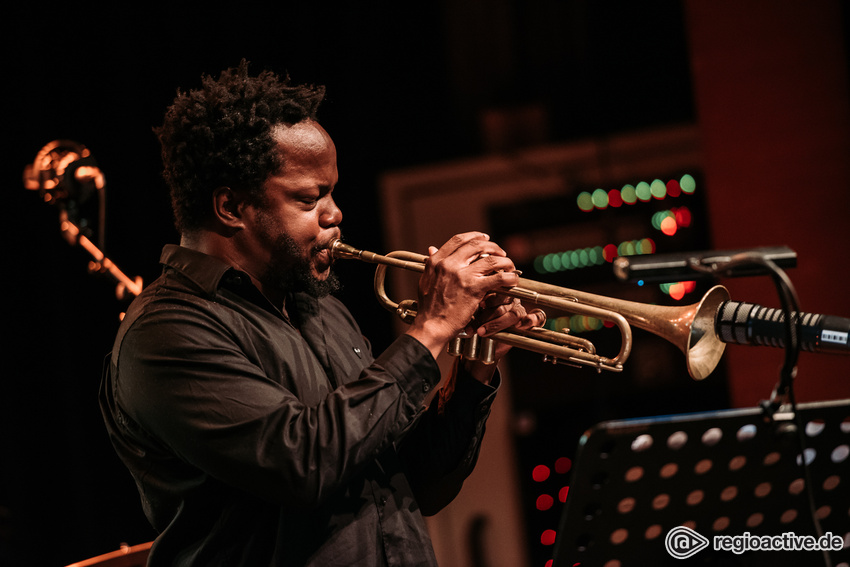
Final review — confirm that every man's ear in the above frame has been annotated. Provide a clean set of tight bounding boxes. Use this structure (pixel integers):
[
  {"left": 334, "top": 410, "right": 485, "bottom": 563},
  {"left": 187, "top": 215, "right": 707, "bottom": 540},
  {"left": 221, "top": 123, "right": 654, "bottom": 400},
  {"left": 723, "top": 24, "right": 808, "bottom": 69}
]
[{"left": 212, "top": 186, "right": 246, "bottom": 231}]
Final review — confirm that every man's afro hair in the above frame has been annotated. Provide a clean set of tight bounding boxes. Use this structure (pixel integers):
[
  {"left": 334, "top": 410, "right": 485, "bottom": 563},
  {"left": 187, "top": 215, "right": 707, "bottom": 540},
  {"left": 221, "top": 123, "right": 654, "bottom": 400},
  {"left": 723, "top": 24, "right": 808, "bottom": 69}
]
[{"left": 155, "top": 60, "right": 326, "bottom": 234}]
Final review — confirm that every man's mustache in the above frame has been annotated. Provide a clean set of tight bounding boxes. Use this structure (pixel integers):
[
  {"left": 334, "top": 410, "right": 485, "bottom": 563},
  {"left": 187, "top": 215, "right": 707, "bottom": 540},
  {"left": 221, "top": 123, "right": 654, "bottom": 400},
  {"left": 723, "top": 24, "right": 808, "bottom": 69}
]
[{"left": 313, "top": 232, "right": 343, "bottom": 256}]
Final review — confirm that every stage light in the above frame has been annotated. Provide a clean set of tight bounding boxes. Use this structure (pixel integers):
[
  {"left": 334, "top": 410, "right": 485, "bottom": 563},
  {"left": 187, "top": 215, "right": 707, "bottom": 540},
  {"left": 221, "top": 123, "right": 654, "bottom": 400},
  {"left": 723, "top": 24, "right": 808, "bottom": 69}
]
[
  {"left": 591, "top": 188, "right": 608, "bottom": 209},
  {"left": 555, "top": 315, "right": 574, "bottom": 333},
  {"left": 555, "top": 457, "right": 572, "bottom": 474},
  {"left": 608, "top": 188, "right": 623, "bottom": 207},
  {"left": 578, "top": 249, "right": 589, "bottom": 268},
  {"left": 551, "top": 316, "right": 569, "bottom": 332},
  {"left": 669, "top": 282, "right": 685, "bottom": 300},
  {"left": 577, "top": 174, "right": 696, "bottom": 213},
  {"left": 660, "top": 281, "right": 697, "bottom": 300},
  {"left": 540, "top": 529, "right": 557, "bottom": 546},
  {"left": 576, "top": 191, "right": 593, "bottom": 212},
  {"left": 666, "top": 178, "right": 682, "bottom": 197},
  {"left": 595, "top": 246, "right": 605, "bottom": 265},
  {"left": 533, "top": 464, "right": 551, "bottom": 482},
  {"left": 660, "top": 216, "right": 678, "bottom": 235},
  {"left": 536, "top": 494, "right": 554, "bottom": 511},
  {"left": 571, "top": 316, "right": 585, "bottom": 333},
  {"left": 534, "top": 240, "right": 654, "bottom": 275},
  {"left": 674, "top": 206, "right": 692, "bottom": 227},
  {"left": 534, "top": 256, "right": 546, "bottom": 273},
  {"left": 571, "top": 315, "right": 603, "bottom": 333}
]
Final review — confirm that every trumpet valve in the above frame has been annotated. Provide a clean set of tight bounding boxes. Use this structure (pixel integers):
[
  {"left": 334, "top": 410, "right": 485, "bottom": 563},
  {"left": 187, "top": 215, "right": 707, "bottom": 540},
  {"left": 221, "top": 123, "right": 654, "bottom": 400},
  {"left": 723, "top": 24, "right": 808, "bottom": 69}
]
[
  {"left": 446, "top": 334, "right": 497, "bottom": 365},
  {"left": 462, "top": 333, "right": 481, "bottom": 360},
  {"left": 395, "top": 299, "right": 418, "bottom": 324},
  {"left": 478, "top": 337, "right": 497, "bottom": 364},
  {"left": 448, "top": 336, "right": 465, "bottom": 358}
]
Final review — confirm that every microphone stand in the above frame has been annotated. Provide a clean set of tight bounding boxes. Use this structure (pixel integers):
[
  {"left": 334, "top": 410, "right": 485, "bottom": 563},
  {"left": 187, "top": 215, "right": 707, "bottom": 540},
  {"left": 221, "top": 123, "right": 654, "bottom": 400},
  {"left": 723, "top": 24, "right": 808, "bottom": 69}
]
[{"left": 687, "top": 251, "right": 831, "bottom": 567}]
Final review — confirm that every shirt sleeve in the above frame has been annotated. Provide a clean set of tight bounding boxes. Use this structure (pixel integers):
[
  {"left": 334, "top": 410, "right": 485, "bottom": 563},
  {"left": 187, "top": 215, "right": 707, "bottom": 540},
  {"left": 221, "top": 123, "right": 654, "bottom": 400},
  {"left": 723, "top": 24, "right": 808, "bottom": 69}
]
[
  {"left": 396, "top": 362, "right": 500, "bottom": 515},
  {"left": 110, "top": 302, "right": 442, "bottom": 512}
]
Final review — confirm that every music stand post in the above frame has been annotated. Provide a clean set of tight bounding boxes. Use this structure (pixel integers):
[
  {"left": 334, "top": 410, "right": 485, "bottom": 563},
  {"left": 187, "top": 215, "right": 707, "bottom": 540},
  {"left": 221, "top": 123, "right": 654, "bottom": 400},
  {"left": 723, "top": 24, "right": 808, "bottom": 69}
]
[{"left": 551, "top": 399, "right": 850, "bottom": 566}]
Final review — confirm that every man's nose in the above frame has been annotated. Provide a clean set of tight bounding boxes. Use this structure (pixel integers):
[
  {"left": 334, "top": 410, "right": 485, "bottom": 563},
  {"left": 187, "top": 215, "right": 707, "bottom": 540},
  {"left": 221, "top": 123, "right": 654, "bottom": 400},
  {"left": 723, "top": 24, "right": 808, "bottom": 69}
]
[{"left": 320, "top": 196, "right": 342, "bottom": 227}]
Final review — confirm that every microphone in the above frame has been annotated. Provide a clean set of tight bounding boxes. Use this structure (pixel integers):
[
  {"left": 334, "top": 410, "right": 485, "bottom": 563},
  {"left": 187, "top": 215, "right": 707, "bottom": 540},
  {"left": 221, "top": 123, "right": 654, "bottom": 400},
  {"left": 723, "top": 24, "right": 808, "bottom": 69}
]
[
  {"left": 613, "top": 246, "right": 797, "bottom": 283},
  {"left": 716, "top": 301, "right": 850, "bottom": 354}
]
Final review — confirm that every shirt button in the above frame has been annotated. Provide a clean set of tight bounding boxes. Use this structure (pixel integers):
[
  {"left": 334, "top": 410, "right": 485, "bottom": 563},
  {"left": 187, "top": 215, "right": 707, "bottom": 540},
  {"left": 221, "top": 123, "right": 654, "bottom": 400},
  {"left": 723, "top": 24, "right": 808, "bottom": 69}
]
[{"left": 422, "top": 383, "right": 430, "bottom": 393}]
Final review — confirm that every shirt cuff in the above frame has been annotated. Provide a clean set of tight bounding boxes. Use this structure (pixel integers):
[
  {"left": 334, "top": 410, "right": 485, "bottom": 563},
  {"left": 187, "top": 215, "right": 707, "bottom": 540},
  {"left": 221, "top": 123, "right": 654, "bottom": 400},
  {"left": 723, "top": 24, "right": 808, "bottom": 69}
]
[
  {"left": 373, "top": 334, "right": 442, "bottom": 408},
  {"left": 452, "top": 364, "right": 500, "bottom": 419}
]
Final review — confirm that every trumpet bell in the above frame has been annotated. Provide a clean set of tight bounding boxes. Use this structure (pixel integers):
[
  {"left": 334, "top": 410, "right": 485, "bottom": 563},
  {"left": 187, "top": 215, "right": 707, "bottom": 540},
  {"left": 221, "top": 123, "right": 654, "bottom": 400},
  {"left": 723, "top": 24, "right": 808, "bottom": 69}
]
[{"left": 681, "top": 285, "right": 730, "bottom": 380}]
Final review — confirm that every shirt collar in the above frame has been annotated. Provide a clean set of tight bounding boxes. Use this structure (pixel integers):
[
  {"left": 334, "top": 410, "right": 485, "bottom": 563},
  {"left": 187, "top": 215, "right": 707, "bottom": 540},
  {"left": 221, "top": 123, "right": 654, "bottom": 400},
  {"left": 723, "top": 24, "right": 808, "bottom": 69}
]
[
  {"left": 159, "top": 244, "right": 236, "bottom": 297},
  {"left": 159, "top": 244, "right": 298, "bottom": 321}
]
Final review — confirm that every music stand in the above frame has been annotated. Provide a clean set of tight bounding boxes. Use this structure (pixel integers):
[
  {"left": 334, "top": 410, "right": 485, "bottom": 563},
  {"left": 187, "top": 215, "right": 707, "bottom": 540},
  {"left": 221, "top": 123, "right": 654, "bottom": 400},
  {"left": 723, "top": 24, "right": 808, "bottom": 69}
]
[{"left": 551, "top": 399, "right": 850, "bottom": 566}]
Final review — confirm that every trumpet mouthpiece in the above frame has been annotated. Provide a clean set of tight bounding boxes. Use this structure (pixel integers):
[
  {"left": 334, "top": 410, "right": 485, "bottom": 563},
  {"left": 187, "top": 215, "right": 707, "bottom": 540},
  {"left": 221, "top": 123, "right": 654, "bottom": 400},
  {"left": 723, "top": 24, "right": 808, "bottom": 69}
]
[{"left": 329, "top": 239, "right": 363, "bottom": 260}]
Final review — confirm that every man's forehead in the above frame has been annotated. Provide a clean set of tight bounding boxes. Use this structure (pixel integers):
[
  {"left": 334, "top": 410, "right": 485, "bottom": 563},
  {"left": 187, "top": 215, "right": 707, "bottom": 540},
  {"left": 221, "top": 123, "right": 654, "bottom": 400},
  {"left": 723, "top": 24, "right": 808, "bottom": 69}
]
[
  {"left": 266, "top": 120, "right": 338, "bottom": 186},
  {"left": 271, "top": 120, "right": 333, "bottom": 152}
]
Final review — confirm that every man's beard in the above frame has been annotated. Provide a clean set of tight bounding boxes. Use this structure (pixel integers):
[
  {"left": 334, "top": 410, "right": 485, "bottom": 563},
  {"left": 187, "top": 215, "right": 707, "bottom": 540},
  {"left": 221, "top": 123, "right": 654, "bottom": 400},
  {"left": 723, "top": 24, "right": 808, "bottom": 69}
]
[{"left": 266, "top": 234, "right": 342, "bottom": 299}]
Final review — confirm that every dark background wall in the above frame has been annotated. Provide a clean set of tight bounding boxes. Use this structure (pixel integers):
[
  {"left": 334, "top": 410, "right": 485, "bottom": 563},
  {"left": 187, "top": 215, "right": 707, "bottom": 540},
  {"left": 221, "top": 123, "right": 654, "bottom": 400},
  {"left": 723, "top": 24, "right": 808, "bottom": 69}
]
[
  {"left": 3, "top": 1, "right": 848, "bottom": 565},
  {"left": 688, "top": 2, "right": 850, "bottom": 408}
]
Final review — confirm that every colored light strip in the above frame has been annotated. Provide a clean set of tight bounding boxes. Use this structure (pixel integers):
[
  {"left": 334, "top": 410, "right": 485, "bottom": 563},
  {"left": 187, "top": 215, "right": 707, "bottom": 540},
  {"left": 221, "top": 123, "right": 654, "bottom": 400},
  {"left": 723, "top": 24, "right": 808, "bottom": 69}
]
[
  {"left": 534, "top": 238, "right": 656, "bottom": 274},
  {"left": 577, "top": 174, "right": 696, "bottom": 212}
]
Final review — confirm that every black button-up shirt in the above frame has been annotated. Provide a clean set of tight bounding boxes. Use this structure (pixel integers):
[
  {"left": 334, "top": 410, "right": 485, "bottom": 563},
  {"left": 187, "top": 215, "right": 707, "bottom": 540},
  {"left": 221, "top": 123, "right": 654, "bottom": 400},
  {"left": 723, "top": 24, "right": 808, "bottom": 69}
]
[{"left": 100, "top": 245, "right": 498, "bottom": 566}]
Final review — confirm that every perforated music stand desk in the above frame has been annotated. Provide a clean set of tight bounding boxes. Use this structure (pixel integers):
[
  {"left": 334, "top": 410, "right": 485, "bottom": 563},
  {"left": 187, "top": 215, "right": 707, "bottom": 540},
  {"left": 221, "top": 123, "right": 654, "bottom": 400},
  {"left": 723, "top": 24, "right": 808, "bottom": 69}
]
[{"left": 551, "top": 399, "right": 850, "bottom": 566}]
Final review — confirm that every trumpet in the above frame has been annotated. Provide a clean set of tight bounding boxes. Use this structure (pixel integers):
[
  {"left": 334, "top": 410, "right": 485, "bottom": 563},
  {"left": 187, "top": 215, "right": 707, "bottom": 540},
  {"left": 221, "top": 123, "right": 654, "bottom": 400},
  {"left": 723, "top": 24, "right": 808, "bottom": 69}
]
[{"left": 329, "top": 240, "right": 730, "bottom": 380}]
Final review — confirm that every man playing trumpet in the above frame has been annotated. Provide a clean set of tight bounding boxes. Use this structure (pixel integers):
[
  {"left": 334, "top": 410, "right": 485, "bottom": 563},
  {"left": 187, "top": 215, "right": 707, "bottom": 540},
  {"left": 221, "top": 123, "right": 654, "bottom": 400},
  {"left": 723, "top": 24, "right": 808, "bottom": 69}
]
[{"left": 100, "top": 60, "right": 542, "bottom": 566}]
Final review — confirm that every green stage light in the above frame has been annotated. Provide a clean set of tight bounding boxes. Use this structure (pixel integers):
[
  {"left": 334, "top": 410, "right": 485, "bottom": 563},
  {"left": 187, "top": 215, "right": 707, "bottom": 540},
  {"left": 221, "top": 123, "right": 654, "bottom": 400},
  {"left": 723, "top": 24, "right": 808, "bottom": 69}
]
[
  {"left": 680, "top": 174, "right": 696, "bottom": 194},
  {"left": 577, "top": 191, "right": 593, "bottom": 212},
  {"left": 621, "top": 184, "right": 637, "bottom": 204},
  {"left": 591, "top": 188, "right": 608, "bottom": 209}
]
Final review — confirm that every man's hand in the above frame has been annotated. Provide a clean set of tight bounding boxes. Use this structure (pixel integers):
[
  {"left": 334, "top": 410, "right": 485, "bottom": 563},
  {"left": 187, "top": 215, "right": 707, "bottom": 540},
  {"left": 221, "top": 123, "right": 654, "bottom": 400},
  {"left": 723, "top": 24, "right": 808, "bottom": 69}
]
[
  {"left": 405, "top": 232, "right": 520, "bottom": 361},
  {"left": 463, "top": 294, "right": 547, "bottom": 384}
]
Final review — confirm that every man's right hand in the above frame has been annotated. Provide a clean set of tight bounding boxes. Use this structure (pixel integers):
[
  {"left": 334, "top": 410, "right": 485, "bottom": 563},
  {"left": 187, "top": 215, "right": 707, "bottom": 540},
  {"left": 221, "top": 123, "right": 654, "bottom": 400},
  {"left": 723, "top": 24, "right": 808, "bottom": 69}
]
[{"left": 405, "top": 232, "right": 520, "bottom": 361}]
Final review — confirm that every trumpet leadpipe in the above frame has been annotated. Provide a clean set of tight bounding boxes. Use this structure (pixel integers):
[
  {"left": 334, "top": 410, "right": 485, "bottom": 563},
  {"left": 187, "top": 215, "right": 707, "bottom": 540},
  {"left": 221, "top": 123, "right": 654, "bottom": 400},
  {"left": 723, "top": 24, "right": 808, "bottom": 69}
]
[{"left": 330, "top": 240, "right": 425, "bottom": 273}]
